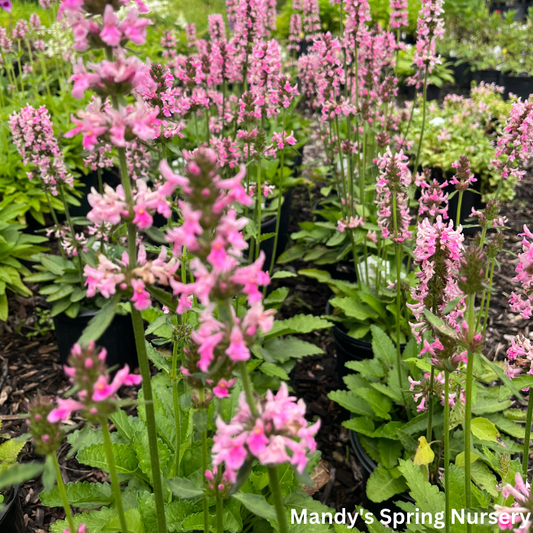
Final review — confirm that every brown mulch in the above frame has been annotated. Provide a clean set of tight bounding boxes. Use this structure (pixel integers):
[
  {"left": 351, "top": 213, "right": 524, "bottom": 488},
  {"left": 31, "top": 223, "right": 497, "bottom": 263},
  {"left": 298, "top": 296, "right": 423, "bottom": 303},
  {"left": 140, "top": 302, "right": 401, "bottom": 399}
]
[{"left": 1, "top": 169, "right": 532, "bottom": 530}]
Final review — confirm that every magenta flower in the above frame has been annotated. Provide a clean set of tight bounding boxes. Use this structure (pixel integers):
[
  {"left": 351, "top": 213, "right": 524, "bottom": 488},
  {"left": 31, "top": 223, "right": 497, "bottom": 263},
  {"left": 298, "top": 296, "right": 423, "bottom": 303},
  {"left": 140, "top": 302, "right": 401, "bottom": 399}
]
[
  {"left": 130, "top": 278, "right": 151, "bottom": 310},
  {"left": 212, "top": 383, "right": 319, "bottom": 482},
  {"left": 418, "top": 176, "right": 449, "bottom": 220},
  {"left": 49, "top": 343, "right": 141, "bottom": 422},
  {"left": 0, "top": 0, "right": 11, "bottom": 12}
]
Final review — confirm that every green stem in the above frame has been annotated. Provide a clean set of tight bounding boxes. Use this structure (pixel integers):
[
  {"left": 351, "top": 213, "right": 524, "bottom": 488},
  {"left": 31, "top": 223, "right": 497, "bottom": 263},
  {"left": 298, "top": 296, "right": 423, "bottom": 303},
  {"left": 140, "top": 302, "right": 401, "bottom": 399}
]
[
  {"left": 101, "top": 420, "right": 130, "bottom": 533},
  {"left": 39, "top": 52, "right": 52, "bottom": 99},
  {"left": 256, "top": 162, "right": 262, "bottom": 261},
  {"left": 456, "top": 190, "right": 464, "bottom": 229},
  {"left": 268, "top": 112, "right": 287, "bottom": 277},
  {"left": 444, "top": 369, "right": 451, "bottom": 533},
  {"left": 194, "top": 113, "right": 201, "bottom": 148},
  {"left": 523, "top": 392, "right": 533, "bottom": 476},
  {"left": 392, "top": 192, "right": 406, "bottom": 404},
  {"left": 426, "top": 366, "right": 435, "bottom": 441},
  {"left": 97, "top": 167, "right": 103, "bottom": 195},
  {"left": 216, "top": 495, "right": 224, "bottom": 533},
  {"left": 114, "top": 134, "right": 167, "bottom": 533},
  {"left": 199, "top": 390, "right": 210, "bottom": 533},
  {"left": 58, "top": 183, "right": 83, "bottom": 286},
  {"left": 464, "top": 294, "right": 475, "bottom": 531},
  {"left": 267, "top": 466, "right": 289, "bottom": 533},
  {"left": 413, "top": 66, "right": 429, "bottom": 175},
  {"left": 172, "top": 338, "right": 182, "bottom": 477},
  {"left": 481, "top": 260, "right": 496, "bottom": 335},
  {"left": 51, "top": 453, "right": 76, "bottom": 533},
  {"left": 239, "top": 360, "right": 258, "bottom": 417}
]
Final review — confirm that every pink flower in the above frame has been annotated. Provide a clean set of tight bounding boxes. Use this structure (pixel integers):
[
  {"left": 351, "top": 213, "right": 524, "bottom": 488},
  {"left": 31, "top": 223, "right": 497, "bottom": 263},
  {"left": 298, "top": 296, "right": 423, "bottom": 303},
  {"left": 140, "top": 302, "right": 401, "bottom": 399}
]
[
  {"left": 48, "top": 398, "right": 85, "bottom": 423},
  {"left": 100, "top": 5, "right": 122, "bottom": 47},
  {"left": 130, "top": 278, "right": 151, "bottom": 310},
  {"left": 133, "top": 203, "right": 153, "bottom": 229},
  {"left": 225, "top": 326, "right": 250, "bottom": 362},
  {"left": 120, "top": 8, "right": 152, "bottom": 45},
  {"left": 247, "top": 420, "right": 269, "bottom": 455},
  {"left": 213, "top": 379, "right": 236, "bottom": 399}
]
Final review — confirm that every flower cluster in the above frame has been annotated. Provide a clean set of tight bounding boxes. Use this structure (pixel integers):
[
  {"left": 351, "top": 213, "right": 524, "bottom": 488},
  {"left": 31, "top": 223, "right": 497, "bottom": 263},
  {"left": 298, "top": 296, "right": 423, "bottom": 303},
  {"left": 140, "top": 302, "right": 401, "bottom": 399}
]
[
  {"left": 450, "top": 155, "right": 476, "bottom": 192},
  {"left": 10, "top": 105, "right": 74, "bottom": 194},
  {"left": 27, "top": 398, "right": 64, "bottom": 455},
  {"left": 409, "top": 372, "right": 464, "bottom": 412},
  {"left": 492, "top": 98, "right": 533, "bottom": 182},
  {"left": 47, "top": 342, "right": 141, "bottom": 423},
  {"left": 495, "top": 473, "right": 533, "bottom": 532},
  {"left": 212, "top": 383, "right": 319, "bottom": 481},
  {"left": 84, "top": 245, "right": 179, "bottom": 311},
  {"left": 408, "top": 216, "right": 464, "bottom": 340},
  {"left": 375, "top": 149, "right": 412, "bottom": 243},
  {"left": 390, "top": 0, "right": 408, "bottom": 28},
  {"left": 418, "top": 176, "right": 449, "bottom": 220},
  {"left": 161, "top": 149, "right": 275, "bottom": 399},
  {"left": 509, "top": 225, "right": 533, "bottom": 319},
  {"left": 505, "top": 334, "right": 533, "bottom": 381}
]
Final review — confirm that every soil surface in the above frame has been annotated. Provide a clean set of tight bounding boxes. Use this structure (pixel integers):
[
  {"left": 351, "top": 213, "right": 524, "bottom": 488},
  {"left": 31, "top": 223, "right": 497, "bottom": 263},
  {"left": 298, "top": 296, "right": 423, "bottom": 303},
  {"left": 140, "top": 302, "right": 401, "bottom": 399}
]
[{"left": 2, "top": 149, "right": 532, "bottom": 532}]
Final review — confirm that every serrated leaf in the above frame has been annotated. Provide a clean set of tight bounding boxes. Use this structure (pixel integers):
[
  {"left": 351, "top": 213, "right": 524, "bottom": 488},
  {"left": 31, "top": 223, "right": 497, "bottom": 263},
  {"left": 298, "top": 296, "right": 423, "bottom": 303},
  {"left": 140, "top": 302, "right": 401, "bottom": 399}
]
[
  {"left": 342, "top": 418, "right": 376, "bottom": 437},
  {"left": 370, "top": 325, "right": 397, "bottom": 366},
  {"left": 378, "top": 439, "right": 403, "bottom": 469},
  {"left": 77, "top": 443, "right": 138, "bottom": 474},
  {"left": 330, "top": 297, "right": 377, "bottom": 321},
  {"left": 40, "top": 481, "right": 113, "bottom": 509},
  {"left": 264, "top": 336, "right": 323, "bottom": 362},
  {"left": 487, "top": 414, "right": 525, "bottom": 439},
  {"left": 260, "top": 363, "right": 289, "bottom": 380},
  {"left": 328, "top": 390, "right": 376, "bottom": 419},
  {"left": 366, "top": 466, "right": 407, "bottom": 503},
  {"left": 0, "top": 439, "right": 25, "bottom": 464},
  {"left": 265, "top": 314, "right": 332, "bottom": 338},
  {"left": 470, "top": 460, "right": 499, "bottom": 497},
  {"left": 397, "top": 459, "right": 445, "bottom": 513},
  {"left": 345, "top": 358, "right": 386, "bottom": 378},
  {"left": 353, "top": 388, "right": 392, "bottom": 420}
]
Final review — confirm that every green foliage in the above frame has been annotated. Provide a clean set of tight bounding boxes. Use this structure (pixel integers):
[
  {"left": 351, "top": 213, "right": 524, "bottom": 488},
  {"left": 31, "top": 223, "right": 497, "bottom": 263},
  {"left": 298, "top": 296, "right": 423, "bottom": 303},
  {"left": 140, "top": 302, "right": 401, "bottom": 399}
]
[{"left": 0, "top": 204, "right": 48, "bottom": 320}]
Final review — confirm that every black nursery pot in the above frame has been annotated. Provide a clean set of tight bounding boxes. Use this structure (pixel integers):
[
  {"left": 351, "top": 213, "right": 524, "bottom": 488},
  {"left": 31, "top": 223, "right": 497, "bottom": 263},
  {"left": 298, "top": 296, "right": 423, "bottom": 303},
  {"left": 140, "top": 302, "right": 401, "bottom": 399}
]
[
  {"left": 53, "top": 310, "right": 138, "bottom": 368},
  {"left": 248, "top": 191, "right": 292, "bottom": 269},
  {"left": 402, "top": 84, "right": 440, "bottom": 102},
  {"left": 326, "top": 301, "right": 406, "bottom": 381},
  {"left": 502, "top": 75, "right": 533, "bottom": 101},
  {"left": 471, "top": 69, "right": 502, "bottom": 87},
  {"left": 451, "top": 61, "right": 472, "bottom": 89},
  {"left": 350, "top": 431, "right": 414, "bottom": 522},
  {"left": 0, "top": 485, "right": 25, "bottom": 533}
]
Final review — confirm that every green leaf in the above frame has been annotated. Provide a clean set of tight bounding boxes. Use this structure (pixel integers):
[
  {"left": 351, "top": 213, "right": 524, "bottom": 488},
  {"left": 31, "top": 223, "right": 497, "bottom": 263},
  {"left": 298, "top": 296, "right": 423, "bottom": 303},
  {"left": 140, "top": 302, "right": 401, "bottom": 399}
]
[
  {"left": 265, "top": 314, "right": 332, "bottom": 338},
  {"left": 50, "top": 297, "right": 74, "bottom": 317},
  {"left": 277, "top": 245, "right": 305, "bottom": 264},
  {"left": 370, "top": 325, "right": 396, "bottom": 366},
  {"left": 0, "top": 439, "right": 25, "bottom": 464},
  {"left": 353, "top": 388, "right": 392, "bottom": 420},
  {"left": 78, "top": 295, "right": 119, "bottom": 345},
  {"left": 40, "top": 256, "right": 67, "bottom": 276},
  {"left": 46, "top": 284, "right": 74, "bottom": 302},
  {"left": 0, "top": 292, "right": 7, "bottom": 321},
  {"left": 470, "top": 417, "right": 499, "bottom": 442},
  {"left": 264, "top": 287, "right": 289, "bottom": 305},
  {"left": 231, "top": 492, "right": 277, "bottom": 520},
  {"left": 77, "top": 443, "right": 138, "bottom": 474},
  {"left": 342, "top": 418, "right": 376, "bottom": 438},
  {"left": 133, "top": 430, "right": 171, "bottom": 483},
  {"left": 40, "top": 481, "right": 113, "bottom": 509},
  {"left": 455, "top": 451, "right": 479, "bottom": 467},
  {"left": 109, "top": 410, "right": 134, "bottom": 441},
  {"left": 264, "top": 337, "right": 324, "bottom": 361},
  {"left": 479, "top": 353, "right": 524, "bottom": 401},
  {"left": 487, "top": 414, "right": 525, "bottom": 439},
  {"left": 397, "top": 459, "right": 445, "bottom": 513},
  {"left": 146, "top": 285, "right": 174, "bottom": 310},
  {"left": 0, "top": 462, "right": 44, "bottom": 491},
  {"left": 271, "top": 270, "right": 297, "bottom": 279},
  {"left": 330, "top": 297, "right": 377, "bottom": 321},
  {"left": 470, "top": 461, "right": 499, "bottom": 497},
  {"left": 167, "top": 477, "right": 204, "bottom": 500},
  {"left": 345, "top": 358, "right": 386, "bottom": 378},
  {"left": 366, "top": 466, "right": 407, "bottom": 503},
  {"left": 260, "top": 363, "right": 289, "bottom": 381},
  {"left": 423, "top": 309, "right": 459, "bottom": 339},
  {"left": 104, "top": 507, "right": 145, "bottom": 533},
  {"left": 378, "top": 439, "right": 403, "bottom": 469},
  {"left": 50, "top": 507, "right": 116, "bottom": 533},
  {"left": 328, "top": 390, "right": 376, "bottom": 419}
]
